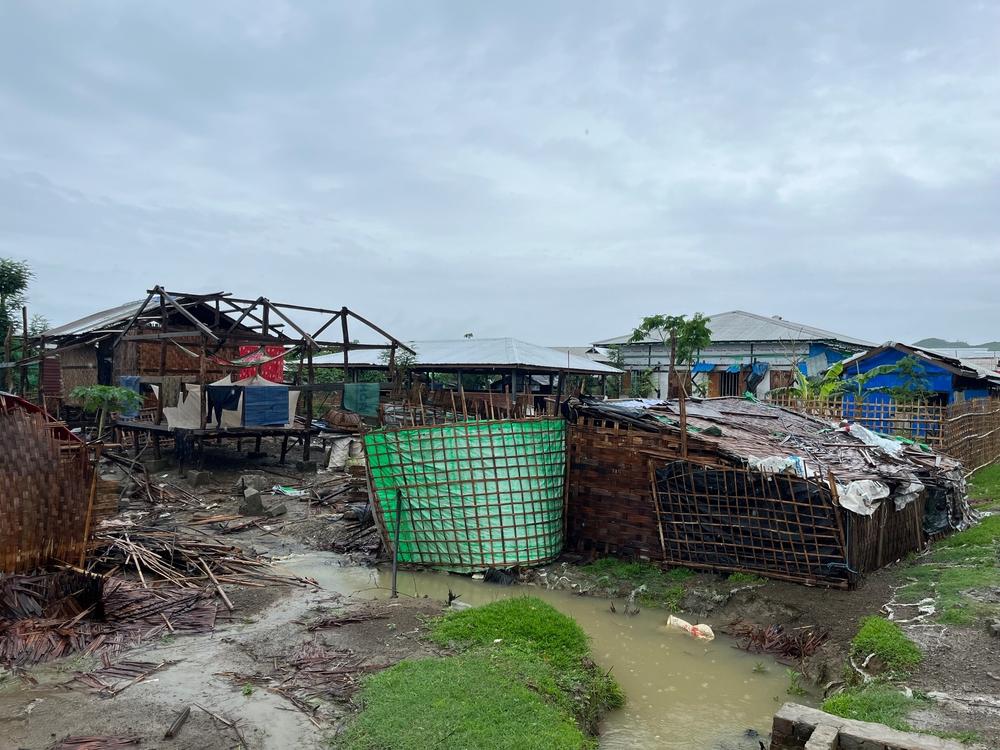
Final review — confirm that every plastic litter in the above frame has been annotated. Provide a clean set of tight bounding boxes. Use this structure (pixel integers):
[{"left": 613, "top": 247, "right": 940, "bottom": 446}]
[{"left": 665, "top": 615, "right": 715, "bottom": 641}]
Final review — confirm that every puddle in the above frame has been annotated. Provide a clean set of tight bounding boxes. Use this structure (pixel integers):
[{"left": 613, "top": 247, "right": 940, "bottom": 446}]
[{"left": 279, "top": 553, "right": 803, "bottom": 749}]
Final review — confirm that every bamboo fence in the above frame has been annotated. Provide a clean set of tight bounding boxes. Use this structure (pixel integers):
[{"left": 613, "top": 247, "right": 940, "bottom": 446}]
[
  {"left": 766, "top": 395, "right": 1000, "bottom": 472},
  {"left": 0, "top": 409, "right": 95, "bottom": 572}
]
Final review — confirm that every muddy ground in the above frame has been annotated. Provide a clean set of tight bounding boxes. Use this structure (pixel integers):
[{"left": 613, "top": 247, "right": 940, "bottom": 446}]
[{"left": 2, "top": 439, "right": 998, "bottom": 748}]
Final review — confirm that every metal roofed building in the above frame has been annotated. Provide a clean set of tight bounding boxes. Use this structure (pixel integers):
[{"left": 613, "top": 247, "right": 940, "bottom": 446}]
[
  {"left": 594, "top": 310, "right": 873, "bottom": 398},
  {"left": 313, "top": 337, "right": 621, "bottom": 378},
  {"left": 840, "top": 342, "right": 1000, "bottom": 405}
]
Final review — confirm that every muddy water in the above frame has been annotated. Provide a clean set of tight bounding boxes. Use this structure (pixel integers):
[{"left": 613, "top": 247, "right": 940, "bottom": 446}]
[{"left": 279, "top": 553, "right": 797, "bottom": 750}]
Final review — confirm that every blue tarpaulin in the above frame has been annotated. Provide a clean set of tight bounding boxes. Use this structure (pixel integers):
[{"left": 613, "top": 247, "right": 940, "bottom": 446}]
[
  {"left": 751, "top": 362, "right": 770, "bottom": 376},
  {"left": 243, "top": 385, "right": 289, "bottom": 426},
  {"left": 726, "top": 363, "right": 742, "bottom": 373},
  {"left": 691, "top": 362, "right": 715, "bottom": 374},
  {"left": 119, "top": 375, "right": 141, "bottom": 418}
]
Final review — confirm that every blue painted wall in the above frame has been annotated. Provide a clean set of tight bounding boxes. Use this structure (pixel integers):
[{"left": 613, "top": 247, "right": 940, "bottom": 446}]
[{"left": 840, "top": 348, "right": 986, "bottom": 403}]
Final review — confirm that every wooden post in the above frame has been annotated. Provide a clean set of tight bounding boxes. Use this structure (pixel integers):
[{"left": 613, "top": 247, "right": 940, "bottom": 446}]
[
  {"left": 340, "top": 306, "right": 350, "bottom": 373},
  {"left": 3, "top": 325, "right": 11, "bottom": 392},
  {"left": 390, "top": 490, "right": 404, "bottom": 598},
  {"left": 156, "top": 294, "right": 166, "bottom": 424},
  {"left": 78, "top": 443, "right": 103, "bottom": 567},
  {"left": 553, "top": 370, "right": 565, "bottom": 416},
  {"left": 198, "top": 335, "right": 207, "bottom": 430},
  {"left": 304, "top": 345, "right": 314, "bottom": 461},
  {"left": 19, "top": 305, "right": 28, "bottom": 395},
  {"left": 669, "top": 330, "right": 688, "bottom": 458}
]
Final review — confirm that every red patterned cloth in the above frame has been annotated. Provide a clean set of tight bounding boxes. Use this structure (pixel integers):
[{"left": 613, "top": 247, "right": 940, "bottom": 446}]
[{"left": 239, "top": 346, "right": 286, "bottom": 382}]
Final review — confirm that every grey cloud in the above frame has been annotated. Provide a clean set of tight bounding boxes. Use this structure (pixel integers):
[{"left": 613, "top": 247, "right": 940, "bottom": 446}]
[{"left": 1, "top": 1, "right": 999, "bottom": 345}]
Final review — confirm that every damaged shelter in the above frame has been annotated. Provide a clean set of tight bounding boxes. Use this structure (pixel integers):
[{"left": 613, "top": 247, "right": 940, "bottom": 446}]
[
  {"left": 33, "top": 286, "right": 411, "bottom": 464},
  {"left": 564, "top": 396, "right": 971, "bottom": 587}
]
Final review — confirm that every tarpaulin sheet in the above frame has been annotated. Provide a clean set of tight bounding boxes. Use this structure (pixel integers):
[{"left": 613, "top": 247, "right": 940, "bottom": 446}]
[
  {"left": 365, "top": 419, "right": 566, "bottom": 572},
  {"left": 343, "top": 382, "right": 380, "bottom": 417}
]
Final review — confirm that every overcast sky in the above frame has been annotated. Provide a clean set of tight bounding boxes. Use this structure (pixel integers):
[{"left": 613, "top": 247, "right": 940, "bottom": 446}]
[{"left": 2, "top": 2, "right": 998, "bottom": 346}]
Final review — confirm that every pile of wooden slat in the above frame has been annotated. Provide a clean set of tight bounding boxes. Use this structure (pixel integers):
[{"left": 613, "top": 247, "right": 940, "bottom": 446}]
[
  {"left": 218, "top": 639, "right": 391, "bottom": 725},
  {"left": 51, "top": 737, "right": 140, "bottom": 750},
  {"left": 0, "top": 571, "right": 216, "bottom": 666},
  {"left": 69, "top": 657, "right": 171, "bottom": 696},
  {"left": 87, "top": 527, "right": 317, "bottom": 592}
]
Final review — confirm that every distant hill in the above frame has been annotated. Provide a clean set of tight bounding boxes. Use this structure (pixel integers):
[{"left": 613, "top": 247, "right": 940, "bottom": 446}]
[{"left": 914, "top": 337, "right": 1000, "bottom": 350}]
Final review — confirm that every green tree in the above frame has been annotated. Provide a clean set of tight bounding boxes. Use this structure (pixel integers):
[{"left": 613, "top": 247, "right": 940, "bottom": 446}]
[
  {"left": 0, "top": 258, "right": 33, "bottom": 345},
  {"left": 628, "top": 313, "right": 712, "bottom": 397},
  {"left": 70, "top": 385, "right": 144, "bottom": 440}
]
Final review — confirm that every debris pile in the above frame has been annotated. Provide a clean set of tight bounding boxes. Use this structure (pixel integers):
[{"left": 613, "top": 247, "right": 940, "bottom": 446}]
[
  {"left": 731, "top": 620, "right": 830, "bottom": 662},
  {"left": 218, "top": 639, "right": 390, "bottom": 725},
  {"left": 87, "top": 527, "right": 316, "bottom": 593},
  {"left": 0, "top": 571, "right": 216, "bottom": 666}
]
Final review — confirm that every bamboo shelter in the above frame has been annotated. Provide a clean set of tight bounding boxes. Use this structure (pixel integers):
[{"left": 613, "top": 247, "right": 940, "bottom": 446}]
[
  {"left": 0, "top": 393, "right": 100, "bottom": 572},
  {"left": 365, "top": 418, "right": 567, "bottom": 571},
  {"left": 565, "top": 397, "right": 972, "bottom": 588}
]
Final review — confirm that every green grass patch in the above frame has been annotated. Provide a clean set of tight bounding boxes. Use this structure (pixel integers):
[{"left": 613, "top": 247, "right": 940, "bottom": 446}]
[
  {"left": 968, "top": 464, "right": 1000, "bottom": 508},
  {"left": 338, "top": 598, "right": 623, "bottom": 750},
  {"left": 934, "top": 514, "right": 1000, "bottom": 549},
  {"left": 579, "top": 558, "right": 690, "bottom": 610},
  {"left": 822, "top": 685, "right": 926, "bottom": 731},
  {"left": 728, "top": 572, "right": 767, "bottom": 585},
  {"left": 897, "top": 515, "right": 1000, "bottom": 624},
  {"left": 338, "top": 654, "right": 589, "bottom": 750},
  {"left": 430, "top": 597, "right": 589, "bottom": 670},
  {"left": 851, "top": 617, "right": 922, "bottom": 673}
]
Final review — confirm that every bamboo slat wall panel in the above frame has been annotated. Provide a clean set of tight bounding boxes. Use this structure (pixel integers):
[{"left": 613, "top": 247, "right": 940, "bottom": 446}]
[
  {"left": 565, "top": 421, "right": 681, "bottom": 559},
  {"left": 0, "top": 410, "right": 93, "bottom": 572}
]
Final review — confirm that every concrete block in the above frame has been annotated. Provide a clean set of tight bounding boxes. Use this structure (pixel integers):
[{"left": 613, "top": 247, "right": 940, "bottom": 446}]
[
  {"left": 296, "top": 459, "right": 318, "bottom": 472},
  {"left": 188, "top": 470, "right": 212, "bottom": 487},
  {"left": 142, "top": 458, "right": 171, "bottom": 472},
  {"left": 236, "top": 474, "right": 270, "bottom": 494},
  {"left": 239, "top": 488, "right": 265, "bottom": 515},
  {"left": 265, "top": 502, "right": 288, "bottom": 518},
  {"left": 804, "top": 724, "right": 839, "bottom": 750}
]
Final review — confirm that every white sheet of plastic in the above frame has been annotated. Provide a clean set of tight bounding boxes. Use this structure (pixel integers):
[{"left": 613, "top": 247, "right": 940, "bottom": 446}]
[
  {"left": 893, "top": 480, "right": 925, "bottom": 511},
  {"left": 748, "top": 454, "right": 817, "bottom": 478},
  {"left": 843, "top": 423, "right": 903, "bottom": 456},
  {"left": 838, "top": 479, "right": 891, "bottom": 515}
]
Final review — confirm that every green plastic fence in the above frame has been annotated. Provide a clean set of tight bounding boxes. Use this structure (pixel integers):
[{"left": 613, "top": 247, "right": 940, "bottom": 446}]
[{"left": 365, "top": 419, "right": 566, "bottom": 572}]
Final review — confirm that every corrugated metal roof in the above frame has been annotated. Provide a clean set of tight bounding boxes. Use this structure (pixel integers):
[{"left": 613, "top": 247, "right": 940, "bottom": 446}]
[
  {"left": 594, "top": 310, "right": 874, "bottom": 347},
  {"left": 41, "top": 299, "right": 147, "bottom": 339},
  {"left": 314, "top": 338, "right": 621, "bottom": 375}
]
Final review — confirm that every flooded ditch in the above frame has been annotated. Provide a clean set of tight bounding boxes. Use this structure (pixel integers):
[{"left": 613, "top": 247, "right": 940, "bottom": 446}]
[{"left": 280, "top": 552, "right": 803, "bottom": 749}]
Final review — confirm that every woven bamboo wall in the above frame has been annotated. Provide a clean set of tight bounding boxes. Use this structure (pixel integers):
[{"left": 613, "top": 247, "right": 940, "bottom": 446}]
[
  {"left": 565, "top": 421, "right": 682, "bottom": 559},
  {"left": 0, "top": 410, "right": 94, "bottom": 572}
]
